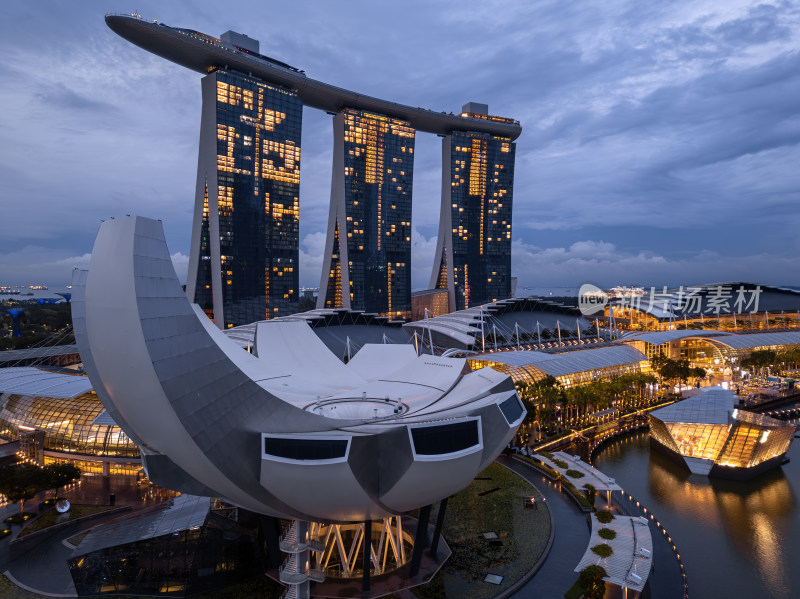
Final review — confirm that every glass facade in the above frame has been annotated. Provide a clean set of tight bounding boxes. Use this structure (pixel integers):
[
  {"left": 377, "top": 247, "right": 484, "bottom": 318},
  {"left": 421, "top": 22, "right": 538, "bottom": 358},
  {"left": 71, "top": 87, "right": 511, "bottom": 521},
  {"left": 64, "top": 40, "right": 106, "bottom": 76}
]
[
  {"left": 439, "top": 132, "right": 515, "bottom": 310},
  {"left": 0, "top": 392, "right": 140, "bottom": 459},
  {"left": 651, "top": 411, "right": 794, "bottom": 470},
  {"left": 411, "top": 288, "right": 450, "bottom": 321},
  {"left": 194, "top": 69, "right": 302, "bottom": 328},
  {"left": 69, "top": 513, "right": 262, "bottom": 596},
  {"left": 195, "top": 186, "right": 214, "bottom": 321},
  {"left": 323, "top": 109, "right": 415, "bottom": 318}
]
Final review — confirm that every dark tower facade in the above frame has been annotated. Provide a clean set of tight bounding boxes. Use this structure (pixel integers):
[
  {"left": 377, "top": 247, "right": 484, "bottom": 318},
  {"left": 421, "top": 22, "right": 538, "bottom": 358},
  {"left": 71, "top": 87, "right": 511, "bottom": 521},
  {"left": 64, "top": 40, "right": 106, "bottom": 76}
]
[
  {"left": 430, "top": 105, "right": 516, "bottom": 312},
  {"left": 186, "top": 68, "right": 302, "bottom": 328},
  {"left": 318, "top": 109, "right": 415, "bottom": 318}
]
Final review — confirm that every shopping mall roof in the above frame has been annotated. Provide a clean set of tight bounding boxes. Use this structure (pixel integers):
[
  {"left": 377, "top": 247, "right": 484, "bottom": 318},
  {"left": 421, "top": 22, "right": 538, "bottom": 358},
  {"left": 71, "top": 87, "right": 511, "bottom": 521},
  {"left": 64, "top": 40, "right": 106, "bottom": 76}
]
[
  {"left": 620, "top": 329, "right": 732, "bottom": 346},
  {"left": 472, "top": 345, "right": 647, "bottom": 378},
  {"left": 0, "top": 367, "right": 92, "bottom": 399},
  {"left": 0, "top": 344, "right": 80, "bottom": 365},
  {"left": 705, "top": 331, "right": 800, "bottom": 350},
  {"left": 575, "top": 513, "right": 652, "bottom": 593},
  {"left": 404, "top": 296, "right": 592, "bottom": 350},
  {"left": 609, "top": 282, "right": 800, "bottom": 321}
]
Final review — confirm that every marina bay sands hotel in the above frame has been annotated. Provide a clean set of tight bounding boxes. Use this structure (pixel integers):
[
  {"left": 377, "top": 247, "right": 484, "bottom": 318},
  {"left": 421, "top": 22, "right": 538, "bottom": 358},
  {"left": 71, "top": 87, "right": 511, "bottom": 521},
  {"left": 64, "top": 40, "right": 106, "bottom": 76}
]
[{"left": 107, "top": 14, "right": 521, "bottom": 328}]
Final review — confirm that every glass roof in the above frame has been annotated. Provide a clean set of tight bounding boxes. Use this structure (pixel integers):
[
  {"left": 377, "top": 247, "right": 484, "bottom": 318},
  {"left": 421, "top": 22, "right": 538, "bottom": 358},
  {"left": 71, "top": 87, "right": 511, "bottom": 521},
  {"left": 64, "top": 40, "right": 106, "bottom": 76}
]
[
  {"left": 707, "top": 331, "right": 800, "bottom": 350},
  {"left": 73, "top": 495, "right": 210, "bottom": 556},
  {"left": 0, "top": 367, "right": 93, "bottom": 399},
  {"left": 650, "top": 388, "right": 736, "bottom": 424},
  {"left": 473, "top": 345, "right": 647, "bottom": 377}
]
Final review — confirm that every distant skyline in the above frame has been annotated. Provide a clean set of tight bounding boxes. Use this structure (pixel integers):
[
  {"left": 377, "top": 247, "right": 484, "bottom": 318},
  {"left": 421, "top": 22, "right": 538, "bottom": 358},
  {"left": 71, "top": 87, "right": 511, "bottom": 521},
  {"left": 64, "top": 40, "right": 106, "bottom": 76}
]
[{"left": 1, "top": 1, "right": 798, "bottom": 290}]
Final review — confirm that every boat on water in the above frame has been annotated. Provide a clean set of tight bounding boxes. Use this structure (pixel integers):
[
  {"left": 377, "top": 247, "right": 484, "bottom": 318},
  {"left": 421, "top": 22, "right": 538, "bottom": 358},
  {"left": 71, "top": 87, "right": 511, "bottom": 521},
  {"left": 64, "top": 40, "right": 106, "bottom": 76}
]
[{"left": 28, "top": 285, "right": 48, "bottom": 290}]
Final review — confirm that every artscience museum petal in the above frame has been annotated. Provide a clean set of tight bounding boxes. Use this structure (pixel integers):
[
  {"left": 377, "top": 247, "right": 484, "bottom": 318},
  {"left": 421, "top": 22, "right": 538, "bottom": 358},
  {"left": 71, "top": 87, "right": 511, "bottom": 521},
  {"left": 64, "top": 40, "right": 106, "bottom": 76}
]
[{"left": 72, "top": 216, "right": 524, "bottom": 523}]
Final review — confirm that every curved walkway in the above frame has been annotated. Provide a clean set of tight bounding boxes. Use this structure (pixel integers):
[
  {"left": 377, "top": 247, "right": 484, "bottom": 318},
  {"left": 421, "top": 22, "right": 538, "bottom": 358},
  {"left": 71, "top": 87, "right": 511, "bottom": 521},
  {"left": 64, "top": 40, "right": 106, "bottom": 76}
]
[{"left": 500, "top": 456, "right": 590, "bottom": 599}]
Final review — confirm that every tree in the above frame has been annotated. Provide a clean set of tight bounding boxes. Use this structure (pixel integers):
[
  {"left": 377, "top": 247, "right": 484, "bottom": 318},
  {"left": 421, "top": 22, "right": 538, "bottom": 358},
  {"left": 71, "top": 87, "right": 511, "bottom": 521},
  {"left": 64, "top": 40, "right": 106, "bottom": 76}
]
[
  {"left": 0, "top": 464, "right": 49, "bottom": 514},
  {"left": 741, "top": 349, "right": 778, "bottom": 377},
  {"left": 43, "top": 463, "right": 81, "bottom": 498},
  {"left": 578, "top": 565, "right": 607, "bottom": 599},
  {"left": 519, "top": 375, "right": 564, "bottom": 433}
]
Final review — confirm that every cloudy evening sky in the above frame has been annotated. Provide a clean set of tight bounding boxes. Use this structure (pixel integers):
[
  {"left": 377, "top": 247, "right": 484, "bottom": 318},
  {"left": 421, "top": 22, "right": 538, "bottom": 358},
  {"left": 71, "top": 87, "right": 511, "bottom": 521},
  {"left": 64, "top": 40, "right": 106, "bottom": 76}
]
[{"left": 0, "top": 0, "right": 798, "bottom": 291}]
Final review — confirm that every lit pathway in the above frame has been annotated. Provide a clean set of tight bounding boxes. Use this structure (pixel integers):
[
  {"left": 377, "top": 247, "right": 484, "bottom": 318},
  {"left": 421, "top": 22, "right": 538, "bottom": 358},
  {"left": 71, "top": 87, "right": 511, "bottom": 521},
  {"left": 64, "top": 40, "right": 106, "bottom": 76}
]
[{"left": 501, "top": 456, "right": 591, "bottom": 598}]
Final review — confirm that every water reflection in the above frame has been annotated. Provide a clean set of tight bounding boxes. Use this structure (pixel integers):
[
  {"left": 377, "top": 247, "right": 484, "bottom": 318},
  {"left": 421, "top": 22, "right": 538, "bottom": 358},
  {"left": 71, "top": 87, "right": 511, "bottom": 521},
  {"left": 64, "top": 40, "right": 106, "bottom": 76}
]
[{"left": 595, "top": 431, "right": 800, "bottom": 599}]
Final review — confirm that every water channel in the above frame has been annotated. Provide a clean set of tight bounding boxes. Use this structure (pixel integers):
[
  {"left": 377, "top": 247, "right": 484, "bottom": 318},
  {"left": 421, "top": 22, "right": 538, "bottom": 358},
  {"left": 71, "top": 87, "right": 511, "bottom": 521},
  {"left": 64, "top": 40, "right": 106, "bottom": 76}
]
[{"left": 594, "top": 420, "right": 800, "bottom": 599}]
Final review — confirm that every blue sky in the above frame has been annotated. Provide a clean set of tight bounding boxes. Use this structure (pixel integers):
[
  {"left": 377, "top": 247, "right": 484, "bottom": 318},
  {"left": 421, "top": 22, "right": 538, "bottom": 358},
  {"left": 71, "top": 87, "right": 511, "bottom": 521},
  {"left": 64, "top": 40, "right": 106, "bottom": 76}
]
[{"left": 0, "top": 0, "right": 798, "bottom": 290}]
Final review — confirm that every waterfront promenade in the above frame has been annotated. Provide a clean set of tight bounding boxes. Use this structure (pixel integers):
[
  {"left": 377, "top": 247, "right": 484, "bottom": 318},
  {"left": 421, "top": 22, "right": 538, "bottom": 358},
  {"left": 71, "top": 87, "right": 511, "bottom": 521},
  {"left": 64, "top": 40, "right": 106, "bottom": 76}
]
[
  {"left": 506, "top": 453, "right": 687, "bottom": 599},
  {"left": 500, "top": 456, "right": 590, "bottom": 598}
]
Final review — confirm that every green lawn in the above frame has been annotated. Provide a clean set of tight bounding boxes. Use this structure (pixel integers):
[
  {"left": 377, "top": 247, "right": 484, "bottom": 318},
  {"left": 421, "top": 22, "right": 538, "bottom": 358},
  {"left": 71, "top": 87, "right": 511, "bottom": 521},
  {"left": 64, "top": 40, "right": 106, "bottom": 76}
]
[
  {"left": 19, "top": 504, "right": 117, "bottom": 537},
  {"left": 414, "top": 462, "right": 552, "bottom": 599}
]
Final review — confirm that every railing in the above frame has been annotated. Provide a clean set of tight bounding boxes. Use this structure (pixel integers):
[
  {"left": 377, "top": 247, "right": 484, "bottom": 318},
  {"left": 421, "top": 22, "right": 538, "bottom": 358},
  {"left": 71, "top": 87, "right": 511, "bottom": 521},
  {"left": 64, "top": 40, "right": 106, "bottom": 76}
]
[
  {"left": 279, "top": 586, "right": 297, "bottom": 599},
  {"left": 589, "top": 419, "right": 650, "bottom": 458},
  {"left": 609, "top": 491, "right": 689, "bottom": 599},
  {"left": 278, "top": 566, "right": 325, "bottom": 584},
  {"left": 279, "top": 531, "right": 324, "bottom": 553},
  {"left": 105, "top": 12, "right": 157, "bottom": 23}
]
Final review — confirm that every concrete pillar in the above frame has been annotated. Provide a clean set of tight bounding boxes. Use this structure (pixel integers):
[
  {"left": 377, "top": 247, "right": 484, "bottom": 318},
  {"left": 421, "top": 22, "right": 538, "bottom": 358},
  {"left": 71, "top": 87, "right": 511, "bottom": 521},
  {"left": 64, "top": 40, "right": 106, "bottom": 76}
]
[
  {"left": 409, "top": 504, "right": 431, "bottom": 577},
  {"left": 429, "top": 498, "right": 448, "bottom": 560}
]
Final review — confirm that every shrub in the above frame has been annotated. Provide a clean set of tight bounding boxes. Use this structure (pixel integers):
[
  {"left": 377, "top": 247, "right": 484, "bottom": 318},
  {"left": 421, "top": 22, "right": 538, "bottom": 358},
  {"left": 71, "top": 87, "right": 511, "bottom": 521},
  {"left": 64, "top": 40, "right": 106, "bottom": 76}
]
[
  {"left": 3, "top": 512, "right": 34, "bottom": 525},
  {"left": 591, "top": 543, "right": 613, "bottom": 558},
  {"left": 565, "top": 469, "right": 584, "bottom": 478},
  {"left": 540, "top": 451, "right": 554, "bottom": 459},
  {"left": 562, "top": 480, "right": 592, "bottom": 508},
  {"left": 0, "top": 528, "right": 11, "bottom": 539},
  {"left": 553, "top": 459, "right": 569, "bottom": 469},
  {"left": 598, "top": 528, "right": 616, "bottom": 540},
  {"left": 595, "top": 510, "right": 614, "bottom": 523}
]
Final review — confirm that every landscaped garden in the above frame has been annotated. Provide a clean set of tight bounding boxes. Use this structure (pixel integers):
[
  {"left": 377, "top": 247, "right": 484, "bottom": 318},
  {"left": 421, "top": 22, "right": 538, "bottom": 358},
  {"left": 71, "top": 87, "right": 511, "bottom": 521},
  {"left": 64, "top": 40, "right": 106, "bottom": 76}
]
[
  {"left": 19, "top": 504, "right": 118, "bottom": 537},
  {"left": 413, "top": 462, "right": 552, "bottom": 599}
]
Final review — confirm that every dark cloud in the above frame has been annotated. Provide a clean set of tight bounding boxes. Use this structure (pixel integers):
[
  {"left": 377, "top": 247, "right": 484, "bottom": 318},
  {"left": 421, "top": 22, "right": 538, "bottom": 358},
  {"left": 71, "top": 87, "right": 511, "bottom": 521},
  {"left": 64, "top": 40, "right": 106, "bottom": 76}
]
[
  {"left": 1, "top": 0, "right": 799, "bottom": 290},
  {"left": 715, "top": 3, "right": 791, "bottom": 45},
  {"left": 36, "top": 82, "right": 117, "bottom": 113}
]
